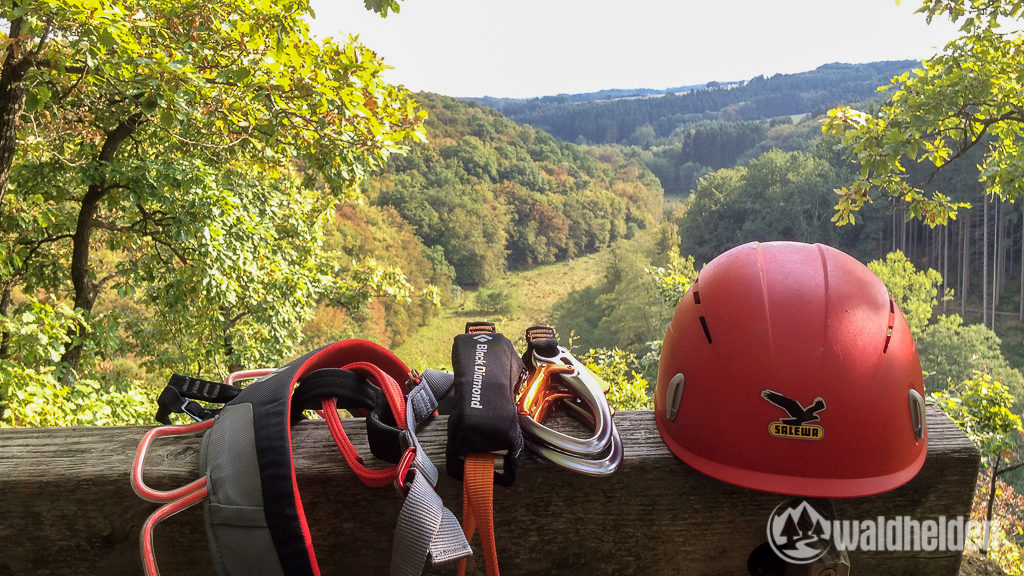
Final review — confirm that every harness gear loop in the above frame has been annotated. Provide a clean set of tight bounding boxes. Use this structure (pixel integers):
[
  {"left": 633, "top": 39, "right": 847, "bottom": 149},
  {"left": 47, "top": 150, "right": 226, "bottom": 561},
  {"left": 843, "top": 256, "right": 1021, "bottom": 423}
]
[{"left": 131, "top": 418, "right": 216, "bottom": 576}]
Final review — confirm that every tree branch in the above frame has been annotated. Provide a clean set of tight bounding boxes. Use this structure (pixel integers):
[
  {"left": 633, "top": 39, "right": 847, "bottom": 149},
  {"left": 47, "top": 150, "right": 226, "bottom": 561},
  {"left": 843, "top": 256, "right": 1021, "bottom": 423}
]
[
  {"left": 56, "top": 63, "right": 89, "bottom": 104},
  {"left": 10, "top": 232, "right": 74, "bottom": 279},
  {"left": 95, "top": 272, "right": 119, "bottom": 291},
  {"left": 922, "top": 115, "right": 994, "bottom": 186},
  {"left": 148, "top": 236, "right": 190, "bottom": 267},
  {"left": 995, "top": 460, "right": 1024, "bottom": 476},
  {"left": 91, "top": 218, "right": 145, "bottom": 234},
  {"left": 32, "top": 18, "right": 53, "bottom": 58}
]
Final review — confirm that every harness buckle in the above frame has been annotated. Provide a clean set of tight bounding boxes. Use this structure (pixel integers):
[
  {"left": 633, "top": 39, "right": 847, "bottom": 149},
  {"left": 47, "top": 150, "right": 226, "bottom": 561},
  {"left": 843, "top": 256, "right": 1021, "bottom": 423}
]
[
  {"left": 394, "top": 446, "right": 417, "bottom": 495},
  {"left": 179, "top": 399, "right": 208, "bottom": 422}
]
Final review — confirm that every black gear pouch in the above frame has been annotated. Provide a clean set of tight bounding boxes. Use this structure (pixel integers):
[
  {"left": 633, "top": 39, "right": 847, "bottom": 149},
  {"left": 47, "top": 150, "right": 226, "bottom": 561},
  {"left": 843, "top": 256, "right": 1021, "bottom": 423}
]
[{"left": 445, "top": 321, "right": 525, "bottom": 485}]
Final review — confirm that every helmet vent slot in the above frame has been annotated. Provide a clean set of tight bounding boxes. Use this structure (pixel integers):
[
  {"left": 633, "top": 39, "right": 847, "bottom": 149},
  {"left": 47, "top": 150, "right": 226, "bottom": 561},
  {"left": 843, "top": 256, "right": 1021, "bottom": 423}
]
[
  {"left": 883, "top": 298, "right": 896, "bottom": 353},
  {"left": 693, "top": 290, "right": 701, "bottom": 305},
  {"left": 666, "top": 373, "right": 685, "bottom": 421},
  {"left": 908, "top": 389, "right": 926, "bottom": 440},
  {"left": 699, "top": 316, "right": 712, "bottom": 343}
]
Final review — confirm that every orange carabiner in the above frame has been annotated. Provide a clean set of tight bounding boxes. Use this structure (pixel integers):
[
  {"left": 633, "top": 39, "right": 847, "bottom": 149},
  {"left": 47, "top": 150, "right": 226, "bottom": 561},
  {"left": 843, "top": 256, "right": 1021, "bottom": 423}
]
[
  {"left": 517, "top": 363, "right": 574, "bottom": 419},
  {"left": 518, "top": 350, "right": 623, "bottom": 477}
]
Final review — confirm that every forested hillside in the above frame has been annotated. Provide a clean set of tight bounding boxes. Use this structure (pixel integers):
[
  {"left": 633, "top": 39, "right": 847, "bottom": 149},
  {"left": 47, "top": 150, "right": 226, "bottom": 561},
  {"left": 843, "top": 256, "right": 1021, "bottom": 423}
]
[
  {"left": 360, "top": 93, "right": 664, "bottom": 285},
  {"left": 474, "top": 61, "right": 916, "bottom": 145},
  {"left": 308, "top": 93, "right": 666, "bottom": 351}
]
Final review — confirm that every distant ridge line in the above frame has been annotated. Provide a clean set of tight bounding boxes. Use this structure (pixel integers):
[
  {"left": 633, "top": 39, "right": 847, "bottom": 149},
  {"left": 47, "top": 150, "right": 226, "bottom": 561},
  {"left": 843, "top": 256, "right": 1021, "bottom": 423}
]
[{"left": 466, "top": 59, "right": 919, "bottom": 106}]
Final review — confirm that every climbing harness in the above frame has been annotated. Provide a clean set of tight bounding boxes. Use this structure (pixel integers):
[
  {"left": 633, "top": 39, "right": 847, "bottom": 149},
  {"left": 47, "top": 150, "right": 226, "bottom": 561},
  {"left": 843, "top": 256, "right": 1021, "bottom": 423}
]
[
  {"left": 132, "top": 339, "right": 471, "bottom": 576},
  {"left": 517, "top": 326, "right": 623, "bottom": 477}
]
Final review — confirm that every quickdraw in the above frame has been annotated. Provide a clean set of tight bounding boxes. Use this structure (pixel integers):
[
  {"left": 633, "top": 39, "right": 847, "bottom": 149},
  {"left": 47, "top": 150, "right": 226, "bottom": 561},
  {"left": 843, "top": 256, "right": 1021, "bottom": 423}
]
[
  {"left": 518, "top": 326, "right": 623, "bottom": 477},
  {"left": 444, "top": 323, "right": 623, "bottom": 576},
  {"left": 131, "top": 339, "right": 470, "bottom": 576}
]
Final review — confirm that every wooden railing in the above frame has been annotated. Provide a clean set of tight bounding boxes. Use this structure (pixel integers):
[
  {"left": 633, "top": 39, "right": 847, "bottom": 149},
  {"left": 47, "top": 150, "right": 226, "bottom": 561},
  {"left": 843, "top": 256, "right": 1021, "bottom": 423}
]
[{"left": 0, "top": 406, "right": 978, "bottom": 575}]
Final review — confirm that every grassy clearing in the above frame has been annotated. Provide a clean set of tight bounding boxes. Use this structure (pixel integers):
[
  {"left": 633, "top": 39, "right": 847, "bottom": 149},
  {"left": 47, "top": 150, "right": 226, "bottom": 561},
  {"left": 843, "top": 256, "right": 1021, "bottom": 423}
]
[{"left": 394, "top": 250, "right": 612, "bottom": 370}]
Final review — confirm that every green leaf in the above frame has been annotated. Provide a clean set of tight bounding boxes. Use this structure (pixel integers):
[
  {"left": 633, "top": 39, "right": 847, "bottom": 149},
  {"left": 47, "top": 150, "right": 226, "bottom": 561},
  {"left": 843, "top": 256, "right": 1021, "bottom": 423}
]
[
  {"left": 99, "top": 29, "right": 116, "bottom": 50},
  {"left": 8, "top": 5, "right": 31, "bottom": 19},
  {"left": 158, "top": 108, "right": 176, "bottom": 127},
  {"left": 34, "top": 85, "right": 51, "bottom": 107},
  {"left": 232, "top": 67, "right": 253, "bottom": 83},
  {"left": 140, "top": 96, "right": 159, "bottom": 115},
  {"left": 24, "top": 90, "right": 38, "bottom": 112}
]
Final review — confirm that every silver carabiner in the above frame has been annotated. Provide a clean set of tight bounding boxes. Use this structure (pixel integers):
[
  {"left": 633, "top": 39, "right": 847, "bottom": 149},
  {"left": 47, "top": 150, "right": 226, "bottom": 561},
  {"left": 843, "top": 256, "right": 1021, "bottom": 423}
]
[
  {"left": 518, "top": 370, "right": 613, "bottom": 457},
  {"left": 517, "top": 345, "right": 623, "bottom": 476},
  {"left": 525, "top": 423, "right": 623, "bottom": 477}
]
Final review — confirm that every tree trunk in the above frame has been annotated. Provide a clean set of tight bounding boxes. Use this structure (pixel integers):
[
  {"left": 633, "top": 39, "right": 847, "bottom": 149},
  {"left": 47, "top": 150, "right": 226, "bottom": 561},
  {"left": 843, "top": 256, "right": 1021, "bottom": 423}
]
[
  {"left": 982, "top": 456, "right": 1001, "bottom": 556},
  {"left": 999, "top": 201, "right": 1007, "bottom": 297},
  {"left": 943, "top": 223, "right": 949, "bottom": 314},
  {"left": 901, "top": 202, "right": 908, "bottom": 254},
  {"left": 992, "top": 200, "right": 999, "bottom": 321},
  {"left": 0, "top": 15, "right": 41, "bottom": 362},
  {"left": 59, "top": 113, "right": 144, "bottom": 384},
  {"left": 0, "top": 284, "right": 11, "bottom": 359},
  {"left": 962, "top": 214, "right": 968, "bottom": 316},
  {"left": 0, "top": 16, "right": 34, "bottom": 208},
  {"left": 58, "top": 185, "right": 105, "bottom": 383},
  {"left": 892, "top": 201, "right": 898, "bottom": 254},
  {"left": 981, "top": 202, "right": 987, "bottom": 323}
]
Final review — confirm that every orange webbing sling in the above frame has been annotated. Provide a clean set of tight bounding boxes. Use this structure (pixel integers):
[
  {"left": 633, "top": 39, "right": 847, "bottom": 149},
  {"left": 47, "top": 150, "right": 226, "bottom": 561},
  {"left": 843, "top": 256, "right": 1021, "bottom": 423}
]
[{"left": 457, "top": 454, "right": 501, "bottom": 576}]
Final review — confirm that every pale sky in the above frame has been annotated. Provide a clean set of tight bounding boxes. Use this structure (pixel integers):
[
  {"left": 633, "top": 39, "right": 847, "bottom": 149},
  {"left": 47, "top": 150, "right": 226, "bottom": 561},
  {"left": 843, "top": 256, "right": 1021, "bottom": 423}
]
[{"left": 306, "top": 0, "right": 962, "bottom": 99}]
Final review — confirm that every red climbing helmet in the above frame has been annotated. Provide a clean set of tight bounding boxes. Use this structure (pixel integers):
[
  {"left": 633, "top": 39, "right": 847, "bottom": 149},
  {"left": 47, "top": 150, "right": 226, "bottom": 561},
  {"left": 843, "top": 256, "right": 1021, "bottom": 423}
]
[{"left": 654, "top": 241, "right": 927, "bottom": 498}]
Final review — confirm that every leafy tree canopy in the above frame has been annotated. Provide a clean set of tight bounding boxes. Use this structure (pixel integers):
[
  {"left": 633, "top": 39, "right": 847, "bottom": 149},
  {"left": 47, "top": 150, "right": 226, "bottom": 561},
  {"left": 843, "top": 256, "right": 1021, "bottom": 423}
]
[
  {"left": 867, "top": 250, "right": 947, "bottom": 336},
  {"left": 934, "top": 370, "right": 1023, "bottom": 460},
  {"left": 823, "top": 0, "right": 1024, "bottom": 225},
  {"left": 917, "top": 314, "right": 1024, "bottom": 408},
  {"left": 0, "top": 0, "right": 424, "bottom": 381},
  {"left": 678, "top": 149, "right": 862, "bottom": 264}
]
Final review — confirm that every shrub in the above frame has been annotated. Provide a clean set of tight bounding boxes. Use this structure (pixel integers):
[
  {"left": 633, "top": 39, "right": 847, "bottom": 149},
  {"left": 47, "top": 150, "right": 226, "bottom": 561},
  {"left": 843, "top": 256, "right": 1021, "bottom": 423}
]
[{"left": 475, "top": 286, "right": 521, "bottom": 316}]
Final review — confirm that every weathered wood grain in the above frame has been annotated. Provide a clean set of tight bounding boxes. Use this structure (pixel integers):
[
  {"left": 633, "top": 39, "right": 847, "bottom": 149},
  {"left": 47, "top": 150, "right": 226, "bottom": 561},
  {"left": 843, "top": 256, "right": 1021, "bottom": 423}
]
[{"left": 0, "top": 406, "right": 978, "bottom": 575}]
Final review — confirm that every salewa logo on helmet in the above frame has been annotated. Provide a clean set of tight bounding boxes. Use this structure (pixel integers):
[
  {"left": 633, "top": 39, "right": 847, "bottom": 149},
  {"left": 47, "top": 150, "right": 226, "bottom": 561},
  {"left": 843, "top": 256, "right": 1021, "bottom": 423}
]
[
  {"left": 762, "top": 390, "right": 826, "bottom": 440},
  {"left": 472, "top": 334, "right": 493, "bottom": 343},
  {"left": 767, "top": 500, "right": 833, "bottom": 564}
]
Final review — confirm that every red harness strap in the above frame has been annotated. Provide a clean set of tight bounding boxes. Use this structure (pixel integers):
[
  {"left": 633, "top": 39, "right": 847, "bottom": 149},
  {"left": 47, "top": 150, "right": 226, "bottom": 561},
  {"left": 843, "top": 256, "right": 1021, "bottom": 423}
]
[{"left": 319, "top": 360, "right": 408, "bottom": 487}]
